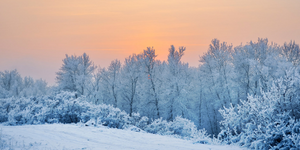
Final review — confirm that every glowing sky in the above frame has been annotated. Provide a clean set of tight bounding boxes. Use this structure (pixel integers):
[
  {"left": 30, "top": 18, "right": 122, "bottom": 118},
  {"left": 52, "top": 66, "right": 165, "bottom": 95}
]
[{"left": 1, "top": 0, "right": 300, "bottom": 85}]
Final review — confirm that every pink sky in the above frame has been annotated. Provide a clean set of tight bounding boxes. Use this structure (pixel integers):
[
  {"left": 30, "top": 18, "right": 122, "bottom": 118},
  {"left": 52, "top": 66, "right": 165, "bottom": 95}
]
[{"left": 1, "top": 0, "right": 300, "bottom": 85}]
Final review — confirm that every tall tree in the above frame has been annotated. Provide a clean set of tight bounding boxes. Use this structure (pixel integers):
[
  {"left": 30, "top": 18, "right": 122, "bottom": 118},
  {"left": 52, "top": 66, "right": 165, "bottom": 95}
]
[
  {"left": 101, "top": 59, "right": 121, "bottom": 107},
  {"left": 141, "top": 47, "right": 161, "bottom": 119},
  {"left": 56, "top": 53, "right": 95, "bottom": 97},
  {"left": 199, "top": 39, "right": 234, "bottom": 134},
  {"left": 119, "top": 54, "right": 142, "bottom": 116},
  {"left": 0, "top": 70, "right": 23, "bottom": 98},
  {"left": 166, "top": 45, "right": 192, "bottom": 121},
  {"left": 281, "top": 40, "right": 300, "bottom": 66}
]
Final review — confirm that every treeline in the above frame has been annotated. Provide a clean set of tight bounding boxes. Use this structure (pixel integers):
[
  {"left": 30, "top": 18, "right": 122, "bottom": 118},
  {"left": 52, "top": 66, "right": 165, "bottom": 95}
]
[
  {"left": 1, "top": 38, "right": 300, "bottom": 141},
  {"left": 0, "top": 70, "right": 48, "bottom": 98}
]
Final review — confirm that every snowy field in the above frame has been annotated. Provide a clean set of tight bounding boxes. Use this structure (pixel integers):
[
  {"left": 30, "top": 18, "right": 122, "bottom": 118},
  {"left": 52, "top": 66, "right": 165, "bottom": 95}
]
[{"left": 0, "top": 124, "right": 245, "bottom": 150}]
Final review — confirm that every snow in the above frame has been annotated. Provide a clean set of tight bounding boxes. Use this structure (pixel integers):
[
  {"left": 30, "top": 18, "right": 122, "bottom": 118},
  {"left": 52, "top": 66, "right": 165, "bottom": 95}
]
[{"left": 0, "top": 124, "right": 245, "bottom": 150}]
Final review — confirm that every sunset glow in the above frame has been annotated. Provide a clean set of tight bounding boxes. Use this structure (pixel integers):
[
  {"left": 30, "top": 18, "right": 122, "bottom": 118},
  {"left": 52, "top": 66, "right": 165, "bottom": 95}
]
[{"left": 1, "top": 0, "right": 300, "bottom": 85}]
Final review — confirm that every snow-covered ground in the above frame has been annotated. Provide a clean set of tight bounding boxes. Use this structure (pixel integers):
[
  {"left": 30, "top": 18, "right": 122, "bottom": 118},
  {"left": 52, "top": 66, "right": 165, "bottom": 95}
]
[{"left": 0, "top": 124, "right": 245, "bottom": 150}]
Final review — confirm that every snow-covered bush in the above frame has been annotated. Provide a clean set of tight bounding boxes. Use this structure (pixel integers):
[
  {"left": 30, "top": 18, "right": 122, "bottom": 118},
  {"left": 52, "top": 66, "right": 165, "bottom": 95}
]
[
  {"left": 100, "top": 109, "right": 130, "bottom": 129},
  {"left": 219, "top": 71, "right": 300, "bottom": 149},
  {"left": 0, "top": 98, "right": 13, "bottom": 123},
  {"left": 192, "top": 129, "right": 214, "bottom": 144},
  {"left": 128, "top": 113, "right": 149, "bottom": 130},
  {"left": 144, "top": 116, "right": 209, "bottom": 140},
  {"left": 0, "top": 92, "right": 90, "bottom": 125},
  {"left": 0, "top": 91, "right": 135, "bottom": 129},
  {"left": 0, "top": 91, "right": 210, "bottom": 141},
  {"left": 135, "top": 116, "right": 149, "bottom": 130},
  {"left": 168, "top": 116, "right": 197, "bottom": 138},
  {"left": 145, "top": 118, "right": 170, "bottom": 135},
  {"left": 82, "top": 103, "right": 131, "bottom": 129}
]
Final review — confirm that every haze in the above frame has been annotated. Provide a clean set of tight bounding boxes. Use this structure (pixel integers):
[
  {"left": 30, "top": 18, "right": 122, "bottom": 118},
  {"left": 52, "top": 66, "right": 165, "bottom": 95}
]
[{"left": 1, "top": 0, "right": 300, "bottom": 85}]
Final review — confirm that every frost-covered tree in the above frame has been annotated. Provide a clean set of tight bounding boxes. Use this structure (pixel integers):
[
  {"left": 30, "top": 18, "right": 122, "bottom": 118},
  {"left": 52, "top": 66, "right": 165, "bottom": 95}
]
[
  {"left": 119, "top": 54, "right": 142, "bottom": 116},
  {"left": 198, "top": 39, "right": 235, "bottom": 134},
  {"left": 56, "top": 53, "right": 96, "bottom": 97},
  {"left": 0, "top": 70, "right": 48, "bottom": 98},
  {"left": 219, "top": 69, "right": 300, "bottom": 149},
  {"left": 196, "top": 38, "right": 295, "bottom": 135},
  {"left": 100, "top": 59, "right": 121, "bottom": 107},
  {"left": 77, "top": 53, "right": 96, "bottom": 96},
  {"left": 281, "top": 40, "right": 300, "bottom": 66},
  {"left": 233, "top": 38, "right": 288, "bottom": 100},
  {"left": 21, "top": 77, "right": 48, "bottom": 97},
  {"left": 87, "top": 67, "right": 103, "bottom": 105},
  {"left": 0, "top": 70, "right": 23, "bottom": 98},
  {"left": 140, "top": 47, "right": 161, "bottom": 119},
  {"left": 164, "top": 45, "right": 194, "bottom": 121}
]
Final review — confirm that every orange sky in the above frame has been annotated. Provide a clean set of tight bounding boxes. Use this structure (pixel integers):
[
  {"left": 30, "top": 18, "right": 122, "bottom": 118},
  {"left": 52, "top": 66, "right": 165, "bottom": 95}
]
[{"left": 1, "top": 0, "right": 300, "bottom": 85}]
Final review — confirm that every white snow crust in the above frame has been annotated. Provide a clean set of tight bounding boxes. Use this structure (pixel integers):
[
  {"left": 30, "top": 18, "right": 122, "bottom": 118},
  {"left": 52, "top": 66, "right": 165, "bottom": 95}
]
[{"left": 0, "top": 124, "right": 245, "bottom": 150}]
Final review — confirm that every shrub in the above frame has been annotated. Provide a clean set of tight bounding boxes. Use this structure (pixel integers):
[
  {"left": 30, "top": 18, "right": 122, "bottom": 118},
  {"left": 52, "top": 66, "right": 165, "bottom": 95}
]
[
  {"left": 219, "top": 78, "right": 300, "bottom": 149},
  {"left": 0, "top": 91, "right": 210, "bottom": 142},
  {"left": 144, "top": 118, "right": 170, "bottom": 135}
]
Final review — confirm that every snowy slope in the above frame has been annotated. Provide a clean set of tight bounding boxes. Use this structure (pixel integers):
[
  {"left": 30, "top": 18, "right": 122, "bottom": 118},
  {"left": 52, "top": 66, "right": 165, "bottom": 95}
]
[{"left": 0, "top": 124, "right": 245, "bottom": 150}]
